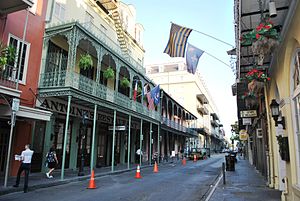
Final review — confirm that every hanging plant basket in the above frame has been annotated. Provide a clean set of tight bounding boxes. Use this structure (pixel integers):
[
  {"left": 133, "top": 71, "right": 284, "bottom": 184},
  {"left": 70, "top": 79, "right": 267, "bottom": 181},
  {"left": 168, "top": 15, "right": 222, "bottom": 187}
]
[
  {"left": 103, "top": 67, "right": 115, "bottom": 79},
  {"left": 120, "top": 77, "right": 130, "bottom": 88},
  {"left": 79, "top": 53, "right": 93, "bottom": 70}
]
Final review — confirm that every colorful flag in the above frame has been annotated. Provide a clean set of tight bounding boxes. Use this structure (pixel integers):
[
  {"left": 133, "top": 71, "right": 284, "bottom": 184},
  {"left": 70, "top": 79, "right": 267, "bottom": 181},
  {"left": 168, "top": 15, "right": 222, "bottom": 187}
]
[
  {"left": 142, "top": 83, "right": 148, "bottom": 97},
  {"left": 164, "top": 23, "right": 192, "bottom": 57},
  {"left": 186, "top": 43, "right": 204, "bottom": 74},
  {"left": 151, "top": 85, "right": 160, "bottom": 105},
  {"left": 133, "top": 81, "right": 138, "bottom": 101},
  {"left": 147, "top": 93, "right": 155, "bottom": 110}
]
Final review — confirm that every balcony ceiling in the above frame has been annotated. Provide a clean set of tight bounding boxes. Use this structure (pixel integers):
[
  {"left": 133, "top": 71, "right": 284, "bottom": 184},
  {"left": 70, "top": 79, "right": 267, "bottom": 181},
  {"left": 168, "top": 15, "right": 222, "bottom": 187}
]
[
  {"left": 196, "top": 94, "right": 209, "bottom": 104},
  {"left": 239, "top": 0, "right": 290, "bottom": 70},
  {"left": 0, "top": 0, "right": 33, "bottom": 15}
]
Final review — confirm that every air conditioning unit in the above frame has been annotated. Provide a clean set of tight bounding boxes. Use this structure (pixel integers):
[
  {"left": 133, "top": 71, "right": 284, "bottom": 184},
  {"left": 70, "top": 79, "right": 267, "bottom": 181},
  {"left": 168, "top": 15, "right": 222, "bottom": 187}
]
[{"left": 257, "top": 128, "right": 263, "bottom": 138}]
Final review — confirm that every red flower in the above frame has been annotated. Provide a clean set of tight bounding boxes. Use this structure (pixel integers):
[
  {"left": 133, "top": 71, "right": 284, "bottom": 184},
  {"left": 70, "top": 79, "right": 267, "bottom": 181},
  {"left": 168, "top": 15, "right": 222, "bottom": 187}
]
[
  {"left": 267, "top": 77, "right": 271, "bottom": 81},
  {"left": 256, "top": 34, "right": 261, "bottom": 39},
  {"left": 264, "top": 25, "right": 271, "bottom": 30},
  {"left": 256, "top": 23, "right": 264, "bottom": 31}
]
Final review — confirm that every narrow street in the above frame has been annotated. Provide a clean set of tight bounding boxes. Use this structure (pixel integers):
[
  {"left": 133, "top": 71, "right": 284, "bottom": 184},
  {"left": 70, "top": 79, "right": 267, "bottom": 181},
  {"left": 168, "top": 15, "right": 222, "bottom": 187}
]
[{"left": 0, "top": 155, "right": 224, "bottom": 201}]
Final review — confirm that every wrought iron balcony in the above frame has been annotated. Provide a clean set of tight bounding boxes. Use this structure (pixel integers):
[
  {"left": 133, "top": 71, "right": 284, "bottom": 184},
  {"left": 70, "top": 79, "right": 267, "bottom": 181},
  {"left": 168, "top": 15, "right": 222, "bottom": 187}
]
[
  {"left": 0, "top": 64, "right": 17, "bottom": 89},
  {"left": 162, "top": 117, "right": 197, "bottom": 136},
  {"left": 39, "top": 70, "right": 160, "bottom": 120}
]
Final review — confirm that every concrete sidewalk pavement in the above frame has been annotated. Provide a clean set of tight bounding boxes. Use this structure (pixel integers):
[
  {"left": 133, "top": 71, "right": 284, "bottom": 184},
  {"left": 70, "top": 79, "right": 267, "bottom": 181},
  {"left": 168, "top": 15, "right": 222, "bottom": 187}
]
[{"left": 209, "top": 156, "right": 281, "bottom": 201}]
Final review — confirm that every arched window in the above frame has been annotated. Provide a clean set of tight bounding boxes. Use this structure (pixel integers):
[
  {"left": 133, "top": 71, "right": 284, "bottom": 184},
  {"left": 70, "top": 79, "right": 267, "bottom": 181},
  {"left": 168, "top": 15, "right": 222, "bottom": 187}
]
[{"left": 291, "top": 48, "right": 300, "bottom": 185}]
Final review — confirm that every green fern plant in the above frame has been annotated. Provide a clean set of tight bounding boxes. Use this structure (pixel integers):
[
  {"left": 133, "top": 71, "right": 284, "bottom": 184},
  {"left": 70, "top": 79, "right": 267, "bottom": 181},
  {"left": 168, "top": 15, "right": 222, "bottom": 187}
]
[
  {"left": 120, "top": 77, "right": 130, "bottom": 88},
  {"left": 79, "top": 53, "right": 93, "bottom": 70},
  {"left": 103, "top": 67, "right": 115, "bottom": 79}
]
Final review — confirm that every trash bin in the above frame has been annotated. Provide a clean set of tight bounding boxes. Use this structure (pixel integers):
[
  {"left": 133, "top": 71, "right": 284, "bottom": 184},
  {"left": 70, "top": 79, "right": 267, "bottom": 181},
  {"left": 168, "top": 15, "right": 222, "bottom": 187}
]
[{"left": 225, "top": 153, "right": 235, "bottom": 171}]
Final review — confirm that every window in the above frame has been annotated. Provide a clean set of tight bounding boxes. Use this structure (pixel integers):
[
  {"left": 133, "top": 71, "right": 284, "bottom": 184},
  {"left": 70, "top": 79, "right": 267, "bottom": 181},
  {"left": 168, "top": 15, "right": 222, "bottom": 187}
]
[
  {"left": 54, "top": 2, "right": 66, "bottom": 21},
  {"left": 7, "top": 34, "right": 30, "bottom": 84},
  {"left": 292, "top": 49, "right": 300, "bottom": 186},
  {"left": 29, "top": 0, "right": 38, "bottom": 14}
]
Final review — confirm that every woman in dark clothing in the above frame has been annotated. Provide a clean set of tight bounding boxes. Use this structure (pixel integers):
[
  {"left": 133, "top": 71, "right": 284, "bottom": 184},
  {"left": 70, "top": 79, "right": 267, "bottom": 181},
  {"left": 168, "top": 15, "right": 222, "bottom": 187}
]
[{"left": 45, "top": 147, "right": 58, "bottom": 179}]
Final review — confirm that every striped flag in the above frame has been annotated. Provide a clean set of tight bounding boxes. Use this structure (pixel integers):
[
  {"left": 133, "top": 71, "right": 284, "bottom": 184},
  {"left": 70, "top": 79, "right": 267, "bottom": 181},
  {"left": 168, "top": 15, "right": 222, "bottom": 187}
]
[
  {"left": 147, "top": 93, "right": 155, "bottom": 110},
  {"left": 164, "top": 23, "right": 192, "bottom": 57},
  {"left": 133, "top": 81, "right": 138, "bottom": 101}
]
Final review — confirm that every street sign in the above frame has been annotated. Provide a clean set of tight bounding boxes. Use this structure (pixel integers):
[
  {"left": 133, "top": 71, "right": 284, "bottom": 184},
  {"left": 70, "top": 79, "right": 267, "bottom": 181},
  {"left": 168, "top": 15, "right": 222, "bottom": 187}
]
[
  {"left": 108, "top": 126, "right": 126, "bottom": 131},
  {"left": 240, "top": 110, "right": 257, "bottom": 118},
  {"left": 239, "top": 129, "right": 248, "bottom": 141},
  {"left": 12, "top": 98, "right": 20, "bottom": 112}
]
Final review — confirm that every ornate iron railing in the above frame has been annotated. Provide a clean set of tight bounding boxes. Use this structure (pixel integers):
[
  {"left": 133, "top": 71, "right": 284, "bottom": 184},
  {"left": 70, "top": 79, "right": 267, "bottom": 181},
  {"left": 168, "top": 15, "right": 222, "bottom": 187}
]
[
  {"left": 39, "top": 70, "right": 160, "bottom": 120},
  {"left": 162, "top": 117, "right": 197, "bottom": 136},
  {"left": 0, "top": 64, "right": 17, "bottom": 89}
]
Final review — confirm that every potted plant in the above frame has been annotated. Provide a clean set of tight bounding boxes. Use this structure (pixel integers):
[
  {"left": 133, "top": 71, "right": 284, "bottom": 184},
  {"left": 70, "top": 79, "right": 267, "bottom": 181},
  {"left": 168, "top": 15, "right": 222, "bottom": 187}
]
[
  {"left": 245, "top": 68, "right": 270, "bottom": 95},
  {"left": 79, "top": 53, "right": 93, "bottom": 70},
  {"left": 0, "top": 42, "right": 15, "bottom": 71},
  {"left": 103, "top": 67, "right": 115, "bottom": 79},
  {"left": 120, "top": 77, "right": 130, "bottom": 88}
]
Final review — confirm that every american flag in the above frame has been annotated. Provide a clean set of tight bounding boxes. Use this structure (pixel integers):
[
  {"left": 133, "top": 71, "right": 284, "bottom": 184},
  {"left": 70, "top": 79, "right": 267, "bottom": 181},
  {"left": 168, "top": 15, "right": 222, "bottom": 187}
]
[{"left": 146, "top": 93, "right": 155, "bottom": 110}]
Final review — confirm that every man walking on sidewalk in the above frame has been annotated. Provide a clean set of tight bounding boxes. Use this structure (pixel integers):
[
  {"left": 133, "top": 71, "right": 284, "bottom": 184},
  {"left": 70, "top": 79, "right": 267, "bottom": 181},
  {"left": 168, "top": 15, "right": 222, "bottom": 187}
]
[{"left": 13, "top": 144, "right": 34, "bottom": 193}]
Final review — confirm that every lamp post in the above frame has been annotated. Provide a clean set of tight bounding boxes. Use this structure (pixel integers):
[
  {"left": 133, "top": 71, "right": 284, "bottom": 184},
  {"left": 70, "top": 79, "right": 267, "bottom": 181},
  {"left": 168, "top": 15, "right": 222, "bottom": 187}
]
[
  {"left": 270, "top": 99, "right": 285, "bottom": 129},
  {"left": 78, "top": 111, "right": 88, "bottom": 176}
]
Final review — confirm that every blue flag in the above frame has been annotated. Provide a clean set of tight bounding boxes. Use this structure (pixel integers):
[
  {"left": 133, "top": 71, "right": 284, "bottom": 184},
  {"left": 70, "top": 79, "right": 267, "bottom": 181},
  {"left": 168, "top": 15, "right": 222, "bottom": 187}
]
[
  {"left": 186, "top": 43, "right": 204, "bottom": 74},
  {"left": 151, "top": 85, "right": 160, "bottom": 105}
]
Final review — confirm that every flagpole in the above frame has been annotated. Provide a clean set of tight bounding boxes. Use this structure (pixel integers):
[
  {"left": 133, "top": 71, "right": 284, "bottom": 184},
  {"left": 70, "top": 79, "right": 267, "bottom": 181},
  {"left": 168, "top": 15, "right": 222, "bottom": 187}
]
[
  {"left": 170, "top": 22, "right": 234, "bottom": 48},
  {"left": 204, "top": 51, "right": 231, "bottom": 68}
]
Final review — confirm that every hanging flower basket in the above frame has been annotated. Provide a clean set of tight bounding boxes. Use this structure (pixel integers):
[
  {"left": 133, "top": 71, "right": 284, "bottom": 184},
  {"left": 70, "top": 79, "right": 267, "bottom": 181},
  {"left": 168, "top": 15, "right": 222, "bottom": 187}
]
[
  {"left": 245, "top": 68, "right": 270, "bottom": 82},
  {"left": 240, "top": 18, "right": 280, "bottom": 65},
  {"left": 120, "top": 77, "right": 130, "bottom": 88},
  {"left": 103, "top": 67, "right": 115, "bottom": 79},
  {"left": 79, "top": 53, "right": 93, "bottom": 70},
  {"left": 248, "top": 79, "right": 265, "bottom": 95}
]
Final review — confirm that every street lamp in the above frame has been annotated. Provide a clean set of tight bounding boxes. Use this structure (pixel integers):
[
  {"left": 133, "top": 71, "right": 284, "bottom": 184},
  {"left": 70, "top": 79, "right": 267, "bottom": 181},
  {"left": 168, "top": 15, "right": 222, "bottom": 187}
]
[
  {"left": 269, "top": 99, "right": 285, "bottom": 129},
  {"left": 78, "top": 111, "right": 88, "bottom": 176}
]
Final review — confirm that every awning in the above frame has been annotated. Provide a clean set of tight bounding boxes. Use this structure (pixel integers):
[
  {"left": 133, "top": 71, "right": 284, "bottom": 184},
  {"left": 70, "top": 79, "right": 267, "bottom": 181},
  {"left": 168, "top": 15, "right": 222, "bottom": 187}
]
[{"left": 0, "top": 105, "right": 52, "bottom": 121}]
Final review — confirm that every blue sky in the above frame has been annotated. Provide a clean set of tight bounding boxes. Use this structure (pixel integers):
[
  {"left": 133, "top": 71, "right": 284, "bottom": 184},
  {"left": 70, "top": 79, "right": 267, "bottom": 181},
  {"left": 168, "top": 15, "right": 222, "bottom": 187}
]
[{"left": 122, "top": 0, "right": 237, "bottom": 137}]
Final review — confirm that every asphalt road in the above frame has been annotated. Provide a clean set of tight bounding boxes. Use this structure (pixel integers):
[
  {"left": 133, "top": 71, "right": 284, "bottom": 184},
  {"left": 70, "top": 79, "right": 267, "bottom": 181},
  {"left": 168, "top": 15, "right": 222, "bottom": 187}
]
[{"left": 0, "top": 154, "right": 225, "bottom": 201}]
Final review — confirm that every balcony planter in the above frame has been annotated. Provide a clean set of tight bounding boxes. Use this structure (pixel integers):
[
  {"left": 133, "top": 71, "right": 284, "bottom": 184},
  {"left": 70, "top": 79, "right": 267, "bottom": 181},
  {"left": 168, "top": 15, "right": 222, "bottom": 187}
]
[
  {"left": 276, "top": 135, "right": 290, "bottom": 161},
  {"left": 103, "top": 67, "right": 115, "bottom": 79},
  {"left": 79, "top": 53, "right": 93, "bottom": 70},
  {"left": 0, "top": 43, "right": 15, "bottom": 71},
  {"left": 120, "top": 77, "right": 130, "bottom": 88}
]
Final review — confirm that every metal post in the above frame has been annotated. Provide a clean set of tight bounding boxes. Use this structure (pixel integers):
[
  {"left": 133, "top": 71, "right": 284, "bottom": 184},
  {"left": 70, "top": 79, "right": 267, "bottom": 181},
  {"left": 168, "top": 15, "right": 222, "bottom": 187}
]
[
  {"left": 127, "top": 115, "right": 131, "bottom": 169},
  {"left": 149, "top": 122, "right": 152, "bottom": 165},
  {"left": 157, "top": 124, "right": 160, "bottom": 164},
  {"left": 16, "top": 8, "right": 29, "bottom": 90},
  {"left": 139, "top": 119, "right": 143, "bottom": 167},
  {"left": 61, "top": 95, "right": 71, "bottom": 180},
  {"left": 222, "top": 162, "right": 226, "bottom": 185},
  {"left": 4, "top": 111, "right": 16, "bottom": 187},
  {"left": 90, "top": 104, "right": 97, "bottom": 172},
  {"left": 111, "top": 110, "right": 116, "bottom": 172}
]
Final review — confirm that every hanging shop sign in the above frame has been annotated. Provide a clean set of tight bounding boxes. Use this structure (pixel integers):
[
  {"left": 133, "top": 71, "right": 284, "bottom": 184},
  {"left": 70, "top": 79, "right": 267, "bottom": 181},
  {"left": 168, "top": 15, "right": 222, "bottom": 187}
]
[
  {"left": 240, "top": 110, "right": 257, "bottom": 118},
  {"left": 108, "top": 126, "right": 126, "bottom": 131},
  {"left": 242, "top": 118, "right": 252, "bottom": 125},
  {"left": 239, "top": 129, "right": 248, "bottom": 141}
]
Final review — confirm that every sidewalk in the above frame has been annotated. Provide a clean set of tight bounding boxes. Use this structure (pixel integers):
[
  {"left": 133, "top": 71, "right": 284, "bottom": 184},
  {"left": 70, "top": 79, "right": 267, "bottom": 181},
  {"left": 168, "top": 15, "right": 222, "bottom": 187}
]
[
  {"left": 209, "top": 156, "right": 281, "bottom": 201},
  {"left": 0, "top": 158, "right": 184, "bottom": 196}
]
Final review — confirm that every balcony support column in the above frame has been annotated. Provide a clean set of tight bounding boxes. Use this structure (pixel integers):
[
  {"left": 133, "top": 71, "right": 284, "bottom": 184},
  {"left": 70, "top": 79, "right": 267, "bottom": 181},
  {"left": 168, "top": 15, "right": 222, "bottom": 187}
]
[
  {"left": 96, "top": 46, "right": 104, "bottom": 83},
  {"left": 67, "top": 28, "right": 79, "bottom": 70},
  {"left": 129, "top": 74, "right": 134, "bottom": 99},
  {"left": 115, "top": 62, "right": 120, "bottom": 92},
  {"left": 149, "top": 122, "right": 152, "bottom": 165}
]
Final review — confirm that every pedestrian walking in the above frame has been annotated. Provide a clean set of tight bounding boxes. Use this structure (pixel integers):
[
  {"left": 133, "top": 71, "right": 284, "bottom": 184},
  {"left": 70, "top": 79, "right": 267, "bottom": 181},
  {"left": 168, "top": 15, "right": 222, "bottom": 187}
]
[
  {"left": 45, "top": 147, "right": 58, "bottom": 178},
  {"left": 136, "top": 148, "right": 143, "bottom": 164},
  {"left": 13, "top": 144, "right": 34, "bottom": 193}
]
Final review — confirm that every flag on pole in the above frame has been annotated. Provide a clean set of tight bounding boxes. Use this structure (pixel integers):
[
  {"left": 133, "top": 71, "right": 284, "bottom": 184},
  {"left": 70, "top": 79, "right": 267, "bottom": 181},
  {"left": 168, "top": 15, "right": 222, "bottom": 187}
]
[
  {"left": 147, "top": 93, "right": 155, "bottom": 110},
  {"left": 151, "top": 85, "right": 160, "bottom": 105},
  {"left": 164, "top": 23, "right": 192, "bottom": 57},
  {"left": 142, "top": 83, "right": 148, "bottom": 97},
  {"left": 186, "top": 43, "right": 204, "bottom": 74},
  {"left": 133, "top": 81, "right": 138, "bottom": 101}
]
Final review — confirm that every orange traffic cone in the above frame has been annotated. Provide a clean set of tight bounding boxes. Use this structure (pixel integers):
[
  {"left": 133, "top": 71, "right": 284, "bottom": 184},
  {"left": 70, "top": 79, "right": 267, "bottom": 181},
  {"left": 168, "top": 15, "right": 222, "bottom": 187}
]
[
  {"left": 87, "top": 169, "right": 96, "bottom": 189},
  {"left": 193, "top": 155, "right": 197, "bottom": 162},
  {"left": 135, "top": 165, "right": 142, "bottom": 179},
  {"left": 153, "top": 161, "right": 159, "bottom": 173},
  {"left": 182, "top": 157, "right": 186, "bottom": 166}
]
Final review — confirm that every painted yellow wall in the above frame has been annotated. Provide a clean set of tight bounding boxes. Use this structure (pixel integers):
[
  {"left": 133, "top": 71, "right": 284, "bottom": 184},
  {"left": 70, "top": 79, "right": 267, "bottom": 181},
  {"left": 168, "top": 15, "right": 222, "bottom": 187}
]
[{"left": 266, "top": 2, "right": 300, "bottom": 200}]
